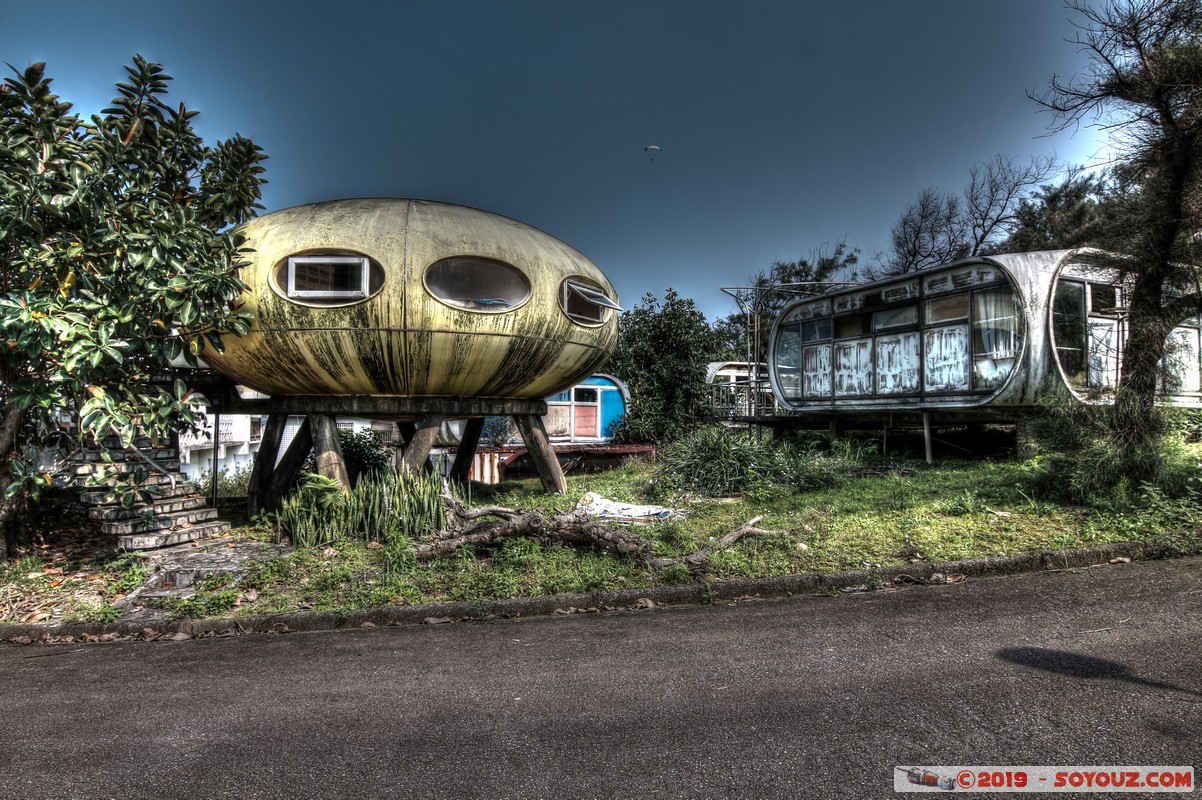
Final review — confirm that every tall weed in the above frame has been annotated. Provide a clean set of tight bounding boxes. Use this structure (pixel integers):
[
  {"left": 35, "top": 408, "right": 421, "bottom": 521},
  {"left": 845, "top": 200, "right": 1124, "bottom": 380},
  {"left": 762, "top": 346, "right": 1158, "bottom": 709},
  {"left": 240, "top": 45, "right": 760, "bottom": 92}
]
[
  {"left": 655, "top": 426, "right": 882, "bottom": 497},
  {"left": 275, "top": 468, "right": 447, "bottom": 548},
  {"left": 656, "top": 426, "right": 775, "bottom": 496},
  {"left": 1023, "top": 399, "right": 1200, "bottom": 505}
]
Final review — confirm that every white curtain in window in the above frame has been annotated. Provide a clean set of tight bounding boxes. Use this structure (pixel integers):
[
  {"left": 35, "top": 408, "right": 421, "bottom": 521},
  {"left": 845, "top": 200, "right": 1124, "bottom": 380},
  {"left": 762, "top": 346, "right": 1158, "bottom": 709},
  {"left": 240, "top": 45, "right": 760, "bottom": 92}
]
[{"left": 973, "top": 289, "right": 1019, "bottom": 358}]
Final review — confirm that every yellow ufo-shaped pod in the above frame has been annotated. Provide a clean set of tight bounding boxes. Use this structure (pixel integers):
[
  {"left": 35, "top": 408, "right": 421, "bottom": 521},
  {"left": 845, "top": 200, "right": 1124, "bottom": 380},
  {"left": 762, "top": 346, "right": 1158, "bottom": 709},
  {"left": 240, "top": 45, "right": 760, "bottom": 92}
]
[{"left": 202, "top": 199, "right": 620, "bottom": 399}]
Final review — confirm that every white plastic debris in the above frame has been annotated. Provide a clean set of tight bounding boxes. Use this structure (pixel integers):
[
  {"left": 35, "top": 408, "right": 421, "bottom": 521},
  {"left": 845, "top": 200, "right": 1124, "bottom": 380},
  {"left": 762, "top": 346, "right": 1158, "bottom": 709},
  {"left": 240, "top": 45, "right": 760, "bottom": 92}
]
[{"left": 576, "top": 492, "right": 674, "bottom": 524}]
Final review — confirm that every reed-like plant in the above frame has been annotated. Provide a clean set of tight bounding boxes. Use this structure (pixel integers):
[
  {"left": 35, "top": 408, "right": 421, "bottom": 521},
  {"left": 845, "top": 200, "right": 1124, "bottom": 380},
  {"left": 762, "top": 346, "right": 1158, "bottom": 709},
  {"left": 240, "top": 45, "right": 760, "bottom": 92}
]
[{"left": 274, "top": 468, "right": 447, "bottom": 548}]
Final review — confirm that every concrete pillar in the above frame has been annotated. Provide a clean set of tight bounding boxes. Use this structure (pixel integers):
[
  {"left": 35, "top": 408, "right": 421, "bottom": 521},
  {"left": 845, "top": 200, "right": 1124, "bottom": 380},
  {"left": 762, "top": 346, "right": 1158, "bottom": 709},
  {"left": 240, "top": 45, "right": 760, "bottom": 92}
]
[
  {"left": 513, "top": 414, "right": 567, "bottom": 494},
  {"left": 449, "top": 417, "right": 485, "bottom": 485},
  {"left": 309, "top": 414, "right": 350, "bottom": 490},
  {"left": 401, "top": 414, "right": 444, "bottom": 474},
  {"left": 247, "top": 413, "right": 287, "bottom": 515}
]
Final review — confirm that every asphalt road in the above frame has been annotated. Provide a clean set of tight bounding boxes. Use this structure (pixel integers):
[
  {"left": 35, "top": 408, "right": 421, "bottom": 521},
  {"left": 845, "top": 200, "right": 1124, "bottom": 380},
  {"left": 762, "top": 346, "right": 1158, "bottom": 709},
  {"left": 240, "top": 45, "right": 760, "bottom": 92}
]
[{"left": 3, "top": 557, "right": 1201, "bottom": 800}]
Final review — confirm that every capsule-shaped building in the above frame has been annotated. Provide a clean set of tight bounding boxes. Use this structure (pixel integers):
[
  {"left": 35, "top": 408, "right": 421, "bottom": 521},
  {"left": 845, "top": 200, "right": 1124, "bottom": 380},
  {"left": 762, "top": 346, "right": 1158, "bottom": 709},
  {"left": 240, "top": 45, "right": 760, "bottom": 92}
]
[
  {"left": 767, "top": 249, "right": 1202, "bottom": 417},
  {"left": 201, "top": 198, "right": 620, "bottom": 400}
]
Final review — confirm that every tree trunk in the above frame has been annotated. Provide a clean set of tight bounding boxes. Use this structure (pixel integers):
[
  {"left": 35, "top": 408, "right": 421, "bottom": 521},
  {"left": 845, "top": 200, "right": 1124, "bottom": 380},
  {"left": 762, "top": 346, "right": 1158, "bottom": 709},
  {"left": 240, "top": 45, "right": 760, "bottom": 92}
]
[
  {"left": 1113, "top": 272, "right": 1175, "bottom": 479},
  {"left": 0, "top": 403, "right": 27, "bottom": 560}
]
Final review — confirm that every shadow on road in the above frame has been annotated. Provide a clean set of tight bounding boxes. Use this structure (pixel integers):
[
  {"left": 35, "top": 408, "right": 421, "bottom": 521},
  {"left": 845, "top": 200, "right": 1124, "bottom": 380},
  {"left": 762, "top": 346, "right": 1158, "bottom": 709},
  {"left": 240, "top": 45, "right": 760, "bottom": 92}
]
[{"left": 997, "top": 646, "right": 1201, "bottom": 698}]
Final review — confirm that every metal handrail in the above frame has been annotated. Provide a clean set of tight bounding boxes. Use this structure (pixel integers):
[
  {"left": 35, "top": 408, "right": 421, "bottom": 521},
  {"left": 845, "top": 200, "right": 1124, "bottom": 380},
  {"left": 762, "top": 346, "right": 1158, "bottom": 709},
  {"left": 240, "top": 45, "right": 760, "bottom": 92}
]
[{"left": 124, "top": 443, "right": 176, "bottom": 492}]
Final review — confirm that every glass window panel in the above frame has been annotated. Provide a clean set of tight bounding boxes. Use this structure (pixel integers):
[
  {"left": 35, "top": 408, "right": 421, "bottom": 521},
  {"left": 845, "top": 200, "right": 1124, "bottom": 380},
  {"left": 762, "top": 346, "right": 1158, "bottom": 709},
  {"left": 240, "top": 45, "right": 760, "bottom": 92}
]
[
  {"left": 1052, "top": 280, "right": 1087, "bottom": 387},
  {"left": 426, "top": 258, "right": 531, "bottom": 312},
  {"left": 873, "top": 305, "right": 917, "bottom": 331},
  {"left": 836, "top": 315, "right": 867, "bottom": 339},
  {"left": 293, "top": 261, "right": 363, "bottom": 294},
  {"left": 802, "top": 344, "right": 832, "bottom": 397},
  {"left": 801, "top": 318, "right": 832, "bottom": 342},
  {"left": 874, "top": 332, "right": 920, "bottom": 394},
  {"left": 973, "top": 286, "right": 1020, "bottom": 359},
  {"left": 973, "top": 286, "right": 1020, "bottom": 391},
  {"left": 923, "top": 325, "right": 971, "bottom": 392},
  {"left": 773, "top": 326, "right": 802, "bottom": 400},
  {"left": 834, "top": 339, "right": 873, "bottom": 396},
  {"left": 925, "top": 294, "right": 969, "bottom": 324},
  {"left": 1090, "top": 284, "right": 1117, "bottom": 313}
]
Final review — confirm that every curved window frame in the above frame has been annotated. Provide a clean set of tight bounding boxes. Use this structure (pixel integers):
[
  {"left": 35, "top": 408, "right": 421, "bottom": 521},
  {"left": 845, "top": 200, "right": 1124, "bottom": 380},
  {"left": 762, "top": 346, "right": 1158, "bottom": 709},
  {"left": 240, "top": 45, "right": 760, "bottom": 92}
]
[
  {"left": 424, "top": 257, "right": 532, "bottom": 314},
  {"left": 560, "top": 277, "right": 621, "bottom": 326},
  {"left": 271, "top": 252, "right": 385, "bottom": 308}
]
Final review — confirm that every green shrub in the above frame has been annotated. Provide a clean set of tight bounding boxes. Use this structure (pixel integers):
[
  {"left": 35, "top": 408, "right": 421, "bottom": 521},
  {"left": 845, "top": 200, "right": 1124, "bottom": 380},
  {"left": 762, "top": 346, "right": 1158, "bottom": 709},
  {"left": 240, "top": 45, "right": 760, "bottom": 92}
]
[
  {"left": 770, "top": 440, "right": 859, "bottom": 492},
  {"left": 656, "top": 426, "right": 776, "bottom": 496},
  {"left": 653, "top": 427, "right": 887, "bottom": 498},
  {"left": 338, "top": 429, "right": 394, "bottom": 483},
  {"left": 194, "top": 464, "right": 254, "bottom": 497},
  {"left": 1022, "top": 399, "right": 1200, "bottom": 505},
  {"left": 299, "top": 428, "right": 395, "bottom": 486}
]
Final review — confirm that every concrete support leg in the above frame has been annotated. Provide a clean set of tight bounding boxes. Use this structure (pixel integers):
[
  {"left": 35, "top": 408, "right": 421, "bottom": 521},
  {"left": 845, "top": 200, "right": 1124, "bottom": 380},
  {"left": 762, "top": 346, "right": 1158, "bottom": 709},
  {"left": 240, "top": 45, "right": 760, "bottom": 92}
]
[
  {"left": 449, "top": 417, "right": 485, "bottom": 485},
  {"left": 310, "top": 414, "right": 350, "bottom": 490},
  {"left": 402, "top": 414, "right": 444, "bottom": 474},
  {"left": 247, "top": 413, "right": 288, "bottom": 515},
  {"left": 209, "top": 412, "right": 222, "bottom": 509},
  {"left": 513, "top": 414, "right": 567, "bottom": 495},
  {"left": 392, "top": 422, "right": 417, "bottom": 470},
  {"left": 923, "top": 412, "right": 934, "bottom": 466},
  {"left": 268, "top": 416, "right": 313, "bottom": 509}
]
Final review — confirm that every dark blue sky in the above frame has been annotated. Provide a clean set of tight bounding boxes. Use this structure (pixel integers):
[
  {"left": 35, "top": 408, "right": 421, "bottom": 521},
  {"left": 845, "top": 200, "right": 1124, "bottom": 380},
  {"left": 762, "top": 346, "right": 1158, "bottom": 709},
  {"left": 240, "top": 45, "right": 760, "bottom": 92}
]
[{"left": 1, "top": 0, "right": 1109, "bottom": 321}]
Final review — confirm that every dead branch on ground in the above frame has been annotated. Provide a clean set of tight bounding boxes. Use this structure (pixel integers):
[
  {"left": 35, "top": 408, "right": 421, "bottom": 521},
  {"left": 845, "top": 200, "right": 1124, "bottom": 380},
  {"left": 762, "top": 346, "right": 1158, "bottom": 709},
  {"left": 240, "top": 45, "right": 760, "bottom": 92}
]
[{"left": 421, "top": 493, "right": 791, "bottom": 578}]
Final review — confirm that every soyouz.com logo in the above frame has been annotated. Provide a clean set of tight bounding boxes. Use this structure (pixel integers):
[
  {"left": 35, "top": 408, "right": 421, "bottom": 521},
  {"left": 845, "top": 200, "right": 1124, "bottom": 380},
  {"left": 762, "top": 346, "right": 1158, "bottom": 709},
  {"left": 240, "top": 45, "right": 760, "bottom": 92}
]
[{"left": 895, "top": 766, "right": 1194, "bottom": 792}]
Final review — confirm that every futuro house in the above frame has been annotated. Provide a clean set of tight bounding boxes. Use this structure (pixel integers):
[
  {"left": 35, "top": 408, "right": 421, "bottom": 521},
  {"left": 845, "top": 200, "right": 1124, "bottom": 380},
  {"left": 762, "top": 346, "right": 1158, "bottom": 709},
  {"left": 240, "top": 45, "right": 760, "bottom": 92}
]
[
  {"left": 768, "top": 249, "right": 1202, "bottom": 417},
  {"left": 201, "top": 198, "right": 621, "bottom": 401}
]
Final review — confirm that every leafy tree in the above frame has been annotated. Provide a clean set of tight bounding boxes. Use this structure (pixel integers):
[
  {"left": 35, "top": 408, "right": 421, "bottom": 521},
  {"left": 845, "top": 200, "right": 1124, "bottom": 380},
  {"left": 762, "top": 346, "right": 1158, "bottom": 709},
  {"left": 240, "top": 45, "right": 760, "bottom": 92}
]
[
  {"left": 1032, "top": 0, "right": 1202, "bottom": 476},
  {"left": 880, "top": 155, "right": 1056, "bottom": 276},
  {"left": 995, "top": 169, "right": 1112, "bottom": 252},
  {"left": 0, "top": 57, "right": 267, "bottom": 557},
  {"left": 720, "top": 241, "right": 859, "bottom": 363},
  {"left": 607, "top": 290, "right": 721, "bottom": 444}
]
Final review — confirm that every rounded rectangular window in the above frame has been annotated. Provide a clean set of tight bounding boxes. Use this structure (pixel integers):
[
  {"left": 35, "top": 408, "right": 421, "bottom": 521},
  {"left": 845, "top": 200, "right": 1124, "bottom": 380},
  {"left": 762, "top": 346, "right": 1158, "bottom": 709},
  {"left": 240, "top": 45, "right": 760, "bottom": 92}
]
[
  {"left": 289, "top": 256, "right": 368, "bottom": 299},
  {"left": 277, "top": 254, "right": 385, "bottom": 306},
  {"left": 774, "top": 325, "right": 802, "bottom": 400}
]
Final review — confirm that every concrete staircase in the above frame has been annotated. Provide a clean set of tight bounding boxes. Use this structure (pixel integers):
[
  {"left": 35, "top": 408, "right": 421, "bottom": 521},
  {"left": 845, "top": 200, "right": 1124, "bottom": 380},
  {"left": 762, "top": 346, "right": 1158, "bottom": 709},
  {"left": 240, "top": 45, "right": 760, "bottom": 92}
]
[{"left": 74, "top": 438, "right": 232, "bottom": 550}]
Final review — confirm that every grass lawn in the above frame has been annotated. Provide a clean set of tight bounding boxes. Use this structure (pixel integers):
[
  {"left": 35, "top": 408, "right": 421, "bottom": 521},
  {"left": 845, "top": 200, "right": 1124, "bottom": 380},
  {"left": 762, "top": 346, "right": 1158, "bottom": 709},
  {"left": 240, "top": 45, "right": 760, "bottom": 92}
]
[{"left": 5, "top": 446, "right": 1200, "bottom": 626}]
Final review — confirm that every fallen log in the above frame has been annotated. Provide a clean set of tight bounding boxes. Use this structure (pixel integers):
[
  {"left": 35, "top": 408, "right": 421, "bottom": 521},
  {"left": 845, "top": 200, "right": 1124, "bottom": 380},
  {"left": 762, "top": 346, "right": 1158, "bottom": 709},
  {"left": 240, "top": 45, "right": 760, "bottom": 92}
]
[{"left": 424, "top": 491, "right": 791, "bottom": 578}]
